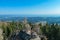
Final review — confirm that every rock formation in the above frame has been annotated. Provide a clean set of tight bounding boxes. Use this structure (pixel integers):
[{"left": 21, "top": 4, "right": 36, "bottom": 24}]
[{"left": 22, "top": 17, "right": 31, "bottom": 35}]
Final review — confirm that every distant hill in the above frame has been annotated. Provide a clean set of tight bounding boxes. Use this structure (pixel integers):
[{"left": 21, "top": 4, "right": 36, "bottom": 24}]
[{"left": 0, "top": 15, "right": 60, "bottom": 24}]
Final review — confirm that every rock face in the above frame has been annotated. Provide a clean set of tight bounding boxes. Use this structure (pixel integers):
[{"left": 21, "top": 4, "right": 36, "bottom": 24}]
[
  {"left": 31, "top": 32, "right": 41, "bottom": 40},
  {"left": 22, "top": 18, "right": 41, "bottom": 40},
  {"left": 22, "top": 18, "right": 31, "bottom": 35},
  {"left": 18, "top": 31, "right": 31, "bottom": 40},
  {"left": 0, "top": 28, "right": 3, "bottom": 40},
  {"left": 30, "top": 36, "right": 40, "bottom": 40},
  {"left": 8, "top": 18, "right": 47, "bottom": 40}
]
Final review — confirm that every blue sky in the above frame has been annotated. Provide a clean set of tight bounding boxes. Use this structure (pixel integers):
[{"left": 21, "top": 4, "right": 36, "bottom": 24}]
[{"left": 0, "top": 0, "right": 60, "bottom": 17}]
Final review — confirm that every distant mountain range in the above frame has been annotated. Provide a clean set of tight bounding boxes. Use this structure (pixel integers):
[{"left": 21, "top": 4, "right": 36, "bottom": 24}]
[{"left": 0, "top": 15, "right": 60, "bottom": 24}]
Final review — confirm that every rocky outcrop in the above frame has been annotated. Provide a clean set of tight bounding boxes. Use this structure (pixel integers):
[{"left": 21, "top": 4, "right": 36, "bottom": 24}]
[
  {"left": 31, "top": 31, "right": 41, "bottom": 40},
  {"left": 22, "top": 18, "right": 31, "bottom": 35},
  {"left": 8, "top": 18, "right": 47, "bottom": 40}
]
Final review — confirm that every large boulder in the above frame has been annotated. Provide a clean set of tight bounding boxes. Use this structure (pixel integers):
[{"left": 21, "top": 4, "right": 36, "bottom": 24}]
[
  {"left": 30, "top": 32, "right": 41, "bottom": 40},
  {"left": 18, "top": 31, "right": 31, "bottom": 40}
]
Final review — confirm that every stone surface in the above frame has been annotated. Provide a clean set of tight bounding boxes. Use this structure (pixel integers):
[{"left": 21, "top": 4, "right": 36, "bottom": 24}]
[{"left": 31, "top": 32, "right": 41, "bottom": 40}]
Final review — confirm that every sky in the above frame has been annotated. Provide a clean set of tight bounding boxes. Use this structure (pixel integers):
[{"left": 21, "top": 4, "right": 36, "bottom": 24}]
[{"left": 0, "top": 0, "right": 60, "bottom": 17}]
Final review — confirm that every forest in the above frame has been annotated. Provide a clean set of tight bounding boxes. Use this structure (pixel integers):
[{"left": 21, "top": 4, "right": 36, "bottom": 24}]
[{"left": 0, "top": 21, "right": 60, "bottom": 40}]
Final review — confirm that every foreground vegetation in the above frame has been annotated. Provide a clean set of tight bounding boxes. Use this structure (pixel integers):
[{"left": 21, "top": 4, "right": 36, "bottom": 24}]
[{"left": 0, "top": 21, "right": 60, "bottom": 40}]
